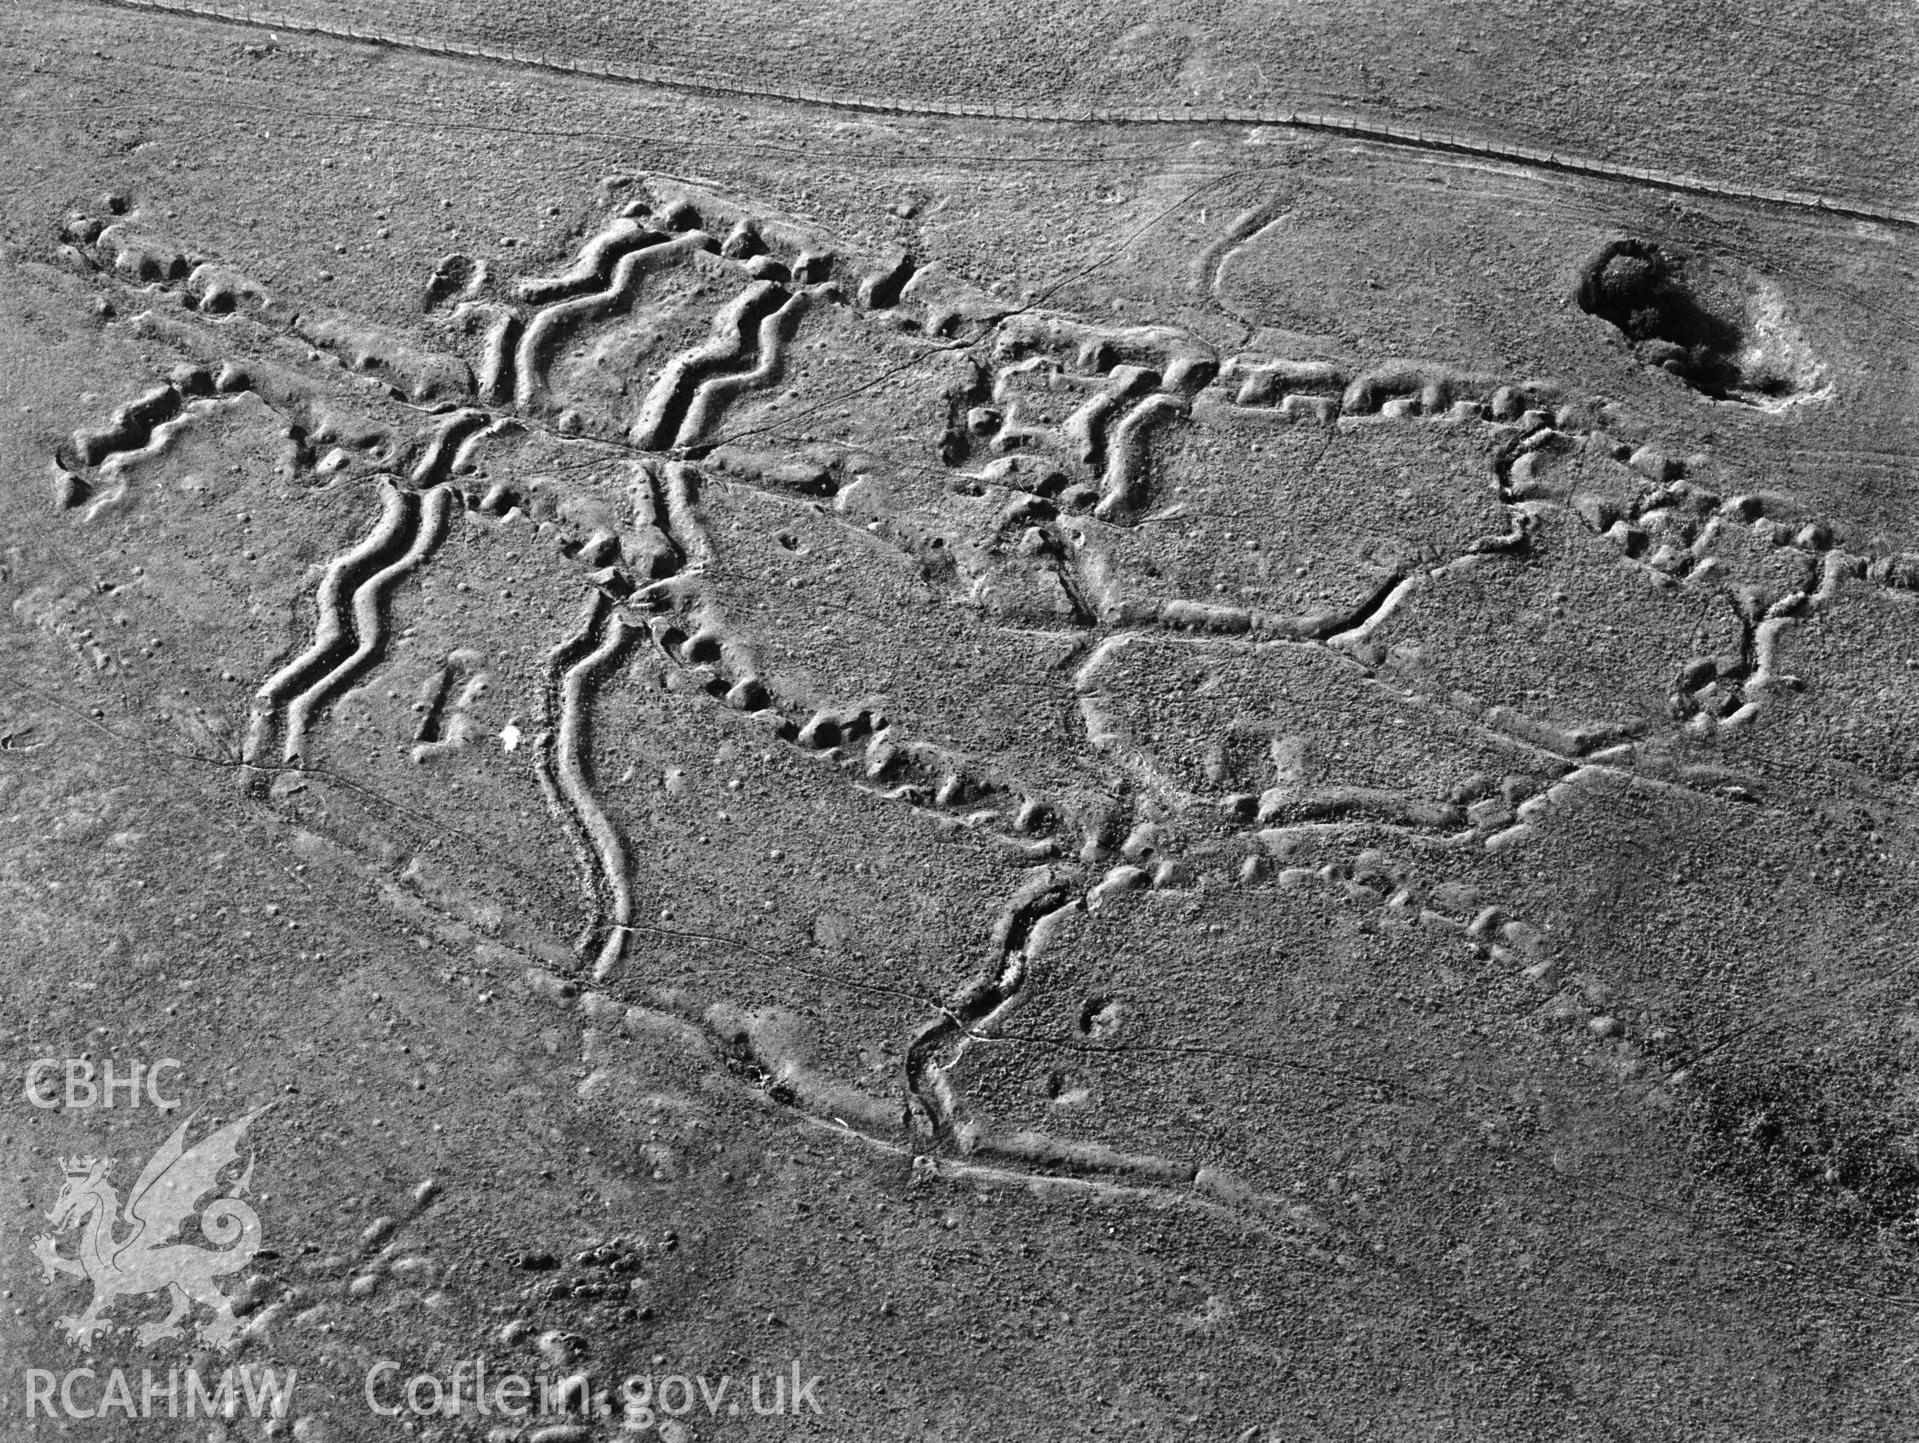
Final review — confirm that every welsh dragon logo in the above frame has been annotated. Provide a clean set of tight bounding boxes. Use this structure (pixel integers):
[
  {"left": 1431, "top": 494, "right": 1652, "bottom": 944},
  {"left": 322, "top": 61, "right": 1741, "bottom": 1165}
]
[{"left": 32, "top": 1105, "right": 271, "bottom": 1351}]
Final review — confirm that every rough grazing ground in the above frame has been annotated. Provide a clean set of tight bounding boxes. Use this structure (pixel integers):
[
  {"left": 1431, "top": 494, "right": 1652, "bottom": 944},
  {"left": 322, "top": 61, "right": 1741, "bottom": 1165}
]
[{"left": 1, "top": 2, "right": 1917, "bottom": 1439}]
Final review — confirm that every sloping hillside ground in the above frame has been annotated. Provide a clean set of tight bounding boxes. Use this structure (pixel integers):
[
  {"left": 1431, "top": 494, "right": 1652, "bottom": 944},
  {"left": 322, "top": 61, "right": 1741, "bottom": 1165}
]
[{"left": 1, "top": 3, "right": 1916, "bottom": 1439}]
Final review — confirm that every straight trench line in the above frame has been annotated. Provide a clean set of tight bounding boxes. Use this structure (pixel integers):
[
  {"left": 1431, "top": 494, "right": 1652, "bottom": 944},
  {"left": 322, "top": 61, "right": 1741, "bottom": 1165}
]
[{"left": 76, "top": 0, "right": 1919, "bottom": 230}]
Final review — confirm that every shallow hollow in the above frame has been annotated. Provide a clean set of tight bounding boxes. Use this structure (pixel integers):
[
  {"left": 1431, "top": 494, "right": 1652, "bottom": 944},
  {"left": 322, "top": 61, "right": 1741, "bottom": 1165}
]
[{"left": 1576, "top": 239, "right": 1825, "bottom": 408}]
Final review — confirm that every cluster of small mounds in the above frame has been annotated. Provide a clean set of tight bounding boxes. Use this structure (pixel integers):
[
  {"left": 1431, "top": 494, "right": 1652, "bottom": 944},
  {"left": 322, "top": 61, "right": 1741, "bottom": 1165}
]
[{"left": 510, "top": 1238, "right": 652, "bottom": 1306}]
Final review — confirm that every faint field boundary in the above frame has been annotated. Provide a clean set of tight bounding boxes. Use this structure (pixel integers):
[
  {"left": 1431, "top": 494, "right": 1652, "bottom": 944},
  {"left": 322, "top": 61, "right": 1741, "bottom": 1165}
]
[{"left": 75, "top": 0, "right": 1919, "bottom": 229}]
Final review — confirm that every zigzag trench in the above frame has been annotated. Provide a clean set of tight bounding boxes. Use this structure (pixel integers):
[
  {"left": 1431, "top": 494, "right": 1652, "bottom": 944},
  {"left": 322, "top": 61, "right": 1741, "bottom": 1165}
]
[
  {"left": 41, "top": 173, "right": 1913, "bottom": 1234},
  {"left": 242, "top": 482, "right": 453, "bottom": 781}
]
